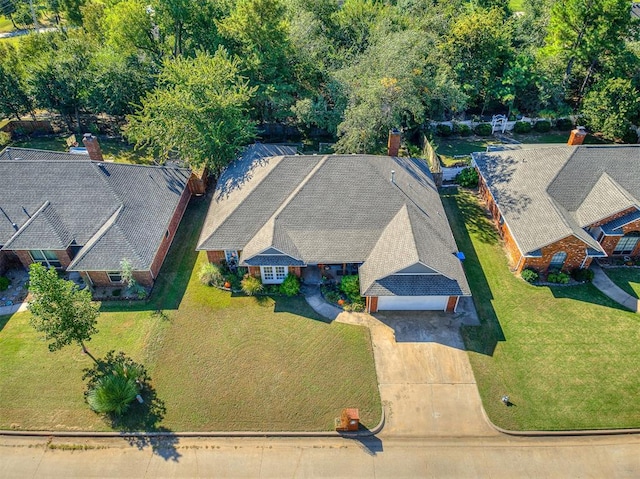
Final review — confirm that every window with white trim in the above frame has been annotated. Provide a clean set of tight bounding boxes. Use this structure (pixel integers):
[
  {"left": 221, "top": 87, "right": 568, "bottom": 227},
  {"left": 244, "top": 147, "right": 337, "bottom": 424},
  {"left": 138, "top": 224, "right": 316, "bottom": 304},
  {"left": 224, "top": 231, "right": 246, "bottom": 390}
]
[
  {"left": 29, "top": 250, "right": 62, "bottom": 269},
  {"left": 548, "top": 251, "right": 567, "bottom": 270},
  {"left": 260, "top": 266, "right": 288, "bottom": 284},
  {"left": 613, "top": 233, "right": 640, "bottom": 255},
  {"left": 107, "top": 271, "right": 123, "bottom": 283}
]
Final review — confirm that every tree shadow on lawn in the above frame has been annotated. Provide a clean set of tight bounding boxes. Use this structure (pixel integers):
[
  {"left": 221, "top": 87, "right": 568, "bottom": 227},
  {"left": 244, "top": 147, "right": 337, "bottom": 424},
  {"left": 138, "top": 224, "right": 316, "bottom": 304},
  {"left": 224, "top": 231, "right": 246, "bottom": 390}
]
[
  {"left": 0, "top": 313, "right": 13, "bottom": 333},
  {"left": 549, "top": 284, "right": 634, "bottom": 312},
  {"left": 440, "top": 188, "right": 506, "bottom": 356},
  {"left": 239, "top": 294, "right": 330, "bottom": 323}
]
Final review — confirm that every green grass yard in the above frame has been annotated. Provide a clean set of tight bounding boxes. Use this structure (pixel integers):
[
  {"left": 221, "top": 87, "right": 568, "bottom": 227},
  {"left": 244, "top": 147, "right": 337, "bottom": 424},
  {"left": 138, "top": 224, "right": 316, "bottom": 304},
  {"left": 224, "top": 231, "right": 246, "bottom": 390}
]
[
  {"left": 0, "top": 195, "right": 381, "bottom": 432},
  {"left": 441, "top": 188, "right": 640, "bottom": 430},
  {"left": 0, "top": 16, "right": 13, "bottom": 33},
  {"left": 602, "top": 268, "right": 640, "bottom": 299},
  {"left": 11, "top": 136, "right": 154, "bottom": 164}
]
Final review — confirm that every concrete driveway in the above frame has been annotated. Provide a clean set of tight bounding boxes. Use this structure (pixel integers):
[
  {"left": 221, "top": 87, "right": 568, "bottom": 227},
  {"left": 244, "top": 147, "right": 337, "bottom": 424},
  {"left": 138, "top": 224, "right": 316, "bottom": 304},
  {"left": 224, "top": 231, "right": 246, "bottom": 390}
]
[{"left": 337, "top": 298, "right": 497, "bottom": 438}]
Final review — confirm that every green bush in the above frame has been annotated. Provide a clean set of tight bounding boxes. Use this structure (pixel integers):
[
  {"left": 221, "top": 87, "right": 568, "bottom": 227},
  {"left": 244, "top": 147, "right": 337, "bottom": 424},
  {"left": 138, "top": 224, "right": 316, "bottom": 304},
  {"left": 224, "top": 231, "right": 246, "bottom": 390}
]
[
  {"left": 453, "top": 123, "right": 472, "bottom": 137},
  {"left": 571, "top": 268, "right": 594, "bottom": 282},
  {"left": 521, "top": 268, "right": 539, "bottom": 283},
  {"left": 622, "top": 127, "right": 638, "bottom": 144},
  {"left": 435, "top": 124, "right": 453, "bottom": 137},
  {"left": 87, "top": 374, "right": 138, "bottom": 416},
  {"left": 199, "top": 262, "right": 224, "bottom": 286},
  {"left": 456, "top": 167, "right": 479, "bottom": 188},
  {"left": 534, "top": 120, "right": 551, "bottom": 133},
  {"left": 547, "top": 271, "right": 570, "bottom": 284},
  {"left": 241, "top": 275, "right": 263, "bottom": 296},
  {"left": 0, "top": 276, "right": 9, "bottom": 291},
  {"left": 279, "top": 274, "right": 301, "bottom": 296},
  {"left": 0, "top": 132, "right": 10, "bottom": 148},
  {"left": 324, "top": 290, "right": 342, "bottom": 303},
  {"left": 112, "top": 289, "right": 122, "bottom": 297},
  {"left": 513, "top": 121, "right": 532, "bottom": 133},
  {"left": 339, "top": 275, "right": 361, "bottom": 302},
  {"left": 555, "top": 118, "right": 573, "bottom": 131},
  {"left": 474, "top": 123, "right": 492, "bottom": 136}
]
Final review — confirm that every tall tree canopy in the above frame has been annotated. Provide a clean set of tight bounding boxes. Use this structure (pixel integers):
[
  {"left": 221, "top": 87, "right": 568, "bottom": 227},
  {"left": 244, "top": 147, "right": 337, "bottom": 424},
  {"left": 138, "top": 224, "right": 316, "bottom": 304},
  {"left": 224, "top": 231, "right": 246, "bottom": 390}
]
[
  {"left": 28, "top": 263, "right": 99, "bottom": 355},
  {"left": 125, "top": 48, "right": 256, "bottom": 172}
]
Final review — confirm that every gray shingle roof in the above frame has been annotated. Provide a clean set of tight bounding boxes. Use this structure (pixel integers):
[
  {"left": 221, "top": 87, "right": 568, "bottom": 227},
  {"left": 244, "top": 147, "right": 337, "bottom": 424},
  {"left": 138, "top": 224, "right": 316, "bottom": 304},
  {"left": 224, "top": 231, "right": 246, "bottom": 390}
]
[
  {"left": 473, "top": 144, "right": 640, "bottom": 255},
  {"left": 198, "top": 148, "right": 470, "bottom": 298},
  {"left": 0, "top": 149, "right": 190, "bottom": 271}
]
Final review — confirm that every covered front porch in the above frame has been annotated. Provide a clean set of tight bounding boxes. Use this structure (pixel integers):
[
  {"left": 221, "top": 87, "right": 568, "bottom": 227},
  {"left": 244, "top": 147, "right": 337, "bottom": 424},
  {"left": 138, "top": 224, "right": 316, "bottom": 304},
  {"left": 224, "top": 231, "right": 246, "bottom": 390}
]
[{"left": 301, "top": 263, "right": 361, "bottom": 286}]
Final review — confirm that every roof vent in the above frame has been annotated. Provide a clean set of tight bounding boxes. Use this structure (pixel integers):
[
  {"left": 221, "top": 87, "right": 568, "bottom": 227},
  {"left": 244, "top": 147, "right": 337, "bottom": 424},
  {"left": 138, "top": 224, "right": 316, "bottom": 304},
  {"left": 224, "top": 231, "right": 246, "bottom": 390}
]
[
  {"left": 391, "top": 170, "right": 396, "bottom": 184},
  {"left": 12, "top": 223, "right": 18, "bottom": 231}
]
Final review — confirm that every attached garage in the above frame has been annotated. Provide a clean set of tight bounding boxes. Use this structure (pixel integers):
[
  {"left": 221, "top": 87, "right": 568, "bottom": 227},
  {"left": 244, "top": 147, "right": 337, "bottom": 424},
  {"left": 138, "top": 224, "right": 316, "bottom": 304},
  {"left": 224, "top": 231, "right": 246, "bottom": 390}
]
[{"left": 377, "top": 295, "right": 450, "bottom": 311}]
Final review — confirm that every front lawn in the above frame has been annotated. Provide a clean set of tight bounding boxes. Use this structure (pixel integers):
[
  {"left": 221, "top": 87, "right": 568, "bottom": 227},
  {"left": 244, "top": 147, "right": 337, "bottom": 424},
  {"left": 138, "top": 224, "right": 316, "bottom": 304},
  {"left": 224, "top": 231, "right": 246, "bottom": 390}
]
[
  {"left": 0, "top": 195, "right": 380, "bottom": 432},
  {"left": 442, "top": 188, "right": 640, "bottom": 430},
  {"left": 602, "top": 268, "right": 640, "bottom": 299}
]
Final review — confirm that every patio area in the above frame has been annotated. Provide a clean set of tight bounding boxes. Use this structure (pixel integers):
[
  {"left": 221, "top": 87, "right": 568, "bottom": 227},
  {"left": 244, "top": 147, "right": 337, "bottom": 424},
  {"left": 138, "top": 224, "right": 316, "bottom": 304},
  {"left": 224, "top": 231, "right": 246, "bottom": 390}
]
[
  {"left": 301, "top": 264, "right": 360, "bottom": 286},
  {"left": 0, "top": 268, "right": 29, "bottom": 307}
]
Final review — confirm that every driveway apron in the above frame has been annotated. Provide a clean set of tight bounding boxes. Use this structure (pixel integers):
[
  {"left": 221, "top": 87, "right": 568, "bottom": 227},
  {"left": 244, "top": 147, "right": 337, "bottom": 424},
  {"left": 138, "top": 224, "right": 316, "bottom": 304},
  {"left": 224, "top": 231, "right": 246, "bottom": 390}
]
[{"left": 337, "top": 301, "right": 497, "bottom": 438}]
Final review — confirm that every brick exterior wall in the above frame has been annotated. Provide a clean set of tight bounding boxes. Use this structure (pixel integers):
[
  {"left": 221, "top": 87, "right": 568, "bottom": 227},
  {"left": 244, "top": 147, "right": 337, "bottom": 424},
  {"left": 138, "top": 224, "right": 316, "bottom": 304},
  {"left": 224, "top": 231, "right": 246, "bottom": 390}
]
[
  {"left": 12, "top": 249, "right": 73, "bottom": 270},
  {"left": 86, "top": 270, "right": 154, "bottom": 288},
  {"left": 248, "top": 266, "right": 260, "bottom": 277},
  {"left": 288, "top": 266, "right": 301, "bottom": 277},
  {"left": 149, "top": 186, "right": 192, "bottom": 280},
  {"left": 446, "top": 296, "right": 459, "bottom": 312},
  {"left": 598, "top": 217, "right": 640, "bottom": 257},
  {"left": 366, "top": 296, "right": 378, "bottom": 313},
  {"left": 207, "top": 250, "right": 226, "bottom": 264}
]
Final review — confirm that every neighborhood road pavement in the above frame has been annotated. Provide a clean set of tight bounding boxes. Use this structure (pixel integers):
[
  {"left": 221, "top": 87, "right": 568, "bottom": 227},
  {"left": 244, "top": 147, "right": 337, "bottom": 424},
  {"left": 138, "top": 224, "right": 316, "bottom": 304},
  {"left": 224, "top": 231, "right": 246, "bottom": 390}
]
[{"left": 2, "top": 434, "right": 640, "bottom": 478}]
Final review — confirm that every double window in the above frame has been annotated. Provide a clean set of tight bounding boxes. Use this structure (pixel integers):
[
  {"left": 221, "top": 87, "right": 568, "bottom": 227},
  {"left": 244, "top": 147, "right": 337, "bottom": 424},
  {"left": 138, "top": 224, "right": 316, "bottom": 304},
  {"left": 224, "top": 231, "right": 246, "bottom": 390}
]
[
  {"left": 260, "top": 266, "right": 287, "bottom": 284},
  {"left": 29, "top": 250, "right": 62, "bottom": 269},
  {"left": 613, "top": 233, "right": 640, "bottom": 255}
]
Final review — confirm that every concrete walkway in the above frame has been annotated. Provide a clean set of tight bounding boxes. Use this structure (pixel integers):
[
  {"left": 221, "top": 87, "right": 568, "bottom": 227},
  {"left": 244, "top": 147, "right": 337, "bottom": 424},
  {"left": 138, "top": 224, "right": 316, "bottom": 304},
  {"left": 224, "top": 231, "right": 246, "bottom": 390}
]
[
  {"left": 591, "top": 264, "right": 639, "bottom": 313},
  {"left": 302, "top": 285, "right": 342, "bottom": 320},
  {"left": 337, "top": 299, "right": 497, "bottom": 438},
  {"left": 0, "top": 301, "right": 27, "bottom": 317}
]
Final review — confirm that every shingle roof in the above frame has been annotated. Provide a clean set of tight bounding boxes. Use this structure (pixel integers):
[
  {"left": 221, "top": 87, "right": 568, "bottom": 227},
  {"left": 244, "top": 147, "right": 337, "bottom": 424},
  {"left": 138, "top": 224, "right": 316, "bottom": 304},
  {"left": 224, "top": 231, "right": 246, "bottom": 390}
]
[
  {"left": 198, "top": 148, "right": 470, "bottom": 298},
  {"left": 0, "top": 148, "right": 190, "bottom": 271},
  {"left": 473, "top": 144, "right": 640, "bottom": 255}
]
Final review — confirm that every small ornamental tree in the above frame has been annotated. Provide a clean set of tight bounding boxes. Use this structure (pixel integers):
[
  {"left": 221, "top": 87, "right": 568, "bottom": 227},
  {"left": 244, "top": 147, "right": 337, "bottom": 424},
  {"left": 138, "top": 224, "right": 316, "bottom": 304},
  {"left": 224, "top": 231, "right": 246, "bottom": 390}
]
[{"left": 28, "top": 263, "right": 99, "bottom": 359}]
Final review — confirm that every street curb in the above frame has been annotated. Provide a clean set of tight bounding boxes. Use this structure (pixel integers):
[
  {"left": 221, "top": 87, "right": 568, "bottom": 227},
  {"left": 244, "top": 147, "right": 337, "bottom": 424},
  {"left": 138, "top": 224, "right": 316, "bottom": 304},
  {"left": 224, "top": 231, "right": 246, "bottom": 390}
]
[
  {"left": 0, "top": 406, "right": 385, "bottom": 440},
  {"left": 480, "top": 402, "right": 640, "bottom": 437}
]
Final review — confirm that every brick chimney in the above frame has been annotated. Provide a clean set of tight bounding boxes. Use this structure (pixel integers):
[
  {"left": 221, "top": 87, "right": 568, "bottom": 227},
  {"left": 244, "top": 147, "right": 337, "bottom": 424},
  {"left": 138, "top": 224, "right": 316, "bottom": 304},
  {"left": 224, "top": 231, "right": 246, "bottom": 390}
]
[
  {"left": 567, "top": 126, "right": 587, "bottom": 146},
  {"left": 82, "top": 133, "right": 104, "bottom": 161},
  {"left": 388, "top": 129, "right": 401, "bottom": 157}
]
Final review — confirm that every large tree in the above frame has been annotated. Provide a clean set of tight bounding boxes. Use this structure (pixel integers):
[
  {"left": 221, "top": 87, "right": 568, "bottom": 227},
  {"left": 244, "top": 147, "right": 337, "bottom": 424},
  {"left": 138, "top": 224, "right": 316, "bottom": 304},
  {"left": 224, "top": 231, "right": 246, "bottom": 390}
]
[
  {"left": 544, "top": 0, "right": 636, "bottom": 100},
  {"left": 581, "top": 77, "right": 640, "bottom": 142},
  {"left": 125, "top": 48, "right": 256, "bottom": 173},
  {"left": 0, "top": 43, "right": 34, "bottom": 120},
  {"left": 28, "top": 263, "right": 99, "bottom": 359}
]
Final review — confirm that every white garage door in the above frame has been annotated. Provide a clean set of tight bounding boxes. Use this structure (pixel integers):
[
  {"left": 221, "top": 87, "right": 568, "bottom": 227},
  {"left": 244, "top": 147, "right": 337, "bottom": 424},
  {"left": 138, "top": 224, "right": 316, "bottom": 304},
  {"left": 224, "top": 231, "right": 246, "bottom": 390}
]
[{"left": 377, "top": 295, "right": 449, "bottom": 311}]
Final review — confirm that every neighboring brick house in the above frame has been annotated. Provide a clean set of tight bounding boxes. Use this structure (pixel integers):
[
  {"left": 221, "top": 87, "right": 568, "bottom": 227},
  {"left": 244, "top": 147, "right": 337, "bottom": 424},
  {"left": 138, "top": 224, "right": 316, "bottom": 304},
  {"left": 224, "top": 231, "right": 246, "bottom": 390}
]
[
  {"left": 197, "top": 144, "right": 470, "bottom": 312},
  {"left": 472, "top": 130, "right": 640, "bottom": 273},
  {"left": 0, "top": 146, "right": 193, "bottom": 291}
]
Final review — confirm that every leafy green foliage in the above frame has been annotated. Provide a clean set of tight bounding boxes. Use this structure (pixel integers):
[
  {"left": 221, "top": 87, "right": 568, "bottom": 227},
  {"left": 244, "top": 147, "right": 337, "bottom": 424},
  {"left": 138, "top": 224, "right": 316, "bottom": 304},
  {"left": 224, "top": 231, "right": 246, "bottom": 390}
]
[
  {"left": 199, "top": 262, "right": 224, "bottom": 287},
  {"left": 581, "top": 78, "right": 640, "bottom": 142},
  {"left": 0, "top": 276, "right": 9, "bottom": 291},
  {"left": 0, "top": 132, "right": 10, "bottom": 149},
  {"left": 87, "top": 374, "right": 138, "bottom": 416},
  {"left": 547, "top": 271, "right": 570, "bottom": 284},
  {"left": 241, "top": 275, "right": 263, "bottom": 296},
  {"left": 533, "top": 120, "right": 551, "bottom": 132},
  {"left": 520, "top": 268, "right": 539, "bottom": 283},
  {"left": 555, "top": 118, "right": 573, "bottom": 131},
  {"left": 279, "top": 274, "right": 301, "bottom": 296},
  {"left": 435, "top": 124, "right": 453, "bottom": 137},
  {"left": 456, "top": 167, "right": 479, "bottom": 188},
  {"left": 474, "top": 123, "right": 493, "bottom": 136},
  {"left": 84, "top": 351, "right": 147, "bottom": 417},
  {"left": 125, "top": 49, "right": 256, "bottom": 172},
  {"left": 453, "top": 123, "right": 472, "bottom": 137},
  {"left": 571, "top": 268, "right": 594, "bottom": 283},
  {"left": 28, "top": 263, "right": 99, "bottom": 353},
  {"left": 513, "top": 121, "right": 532, "bottom": 133},
  {"left": 339, "top": 275, "right": 361, "bottom": 302}
]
